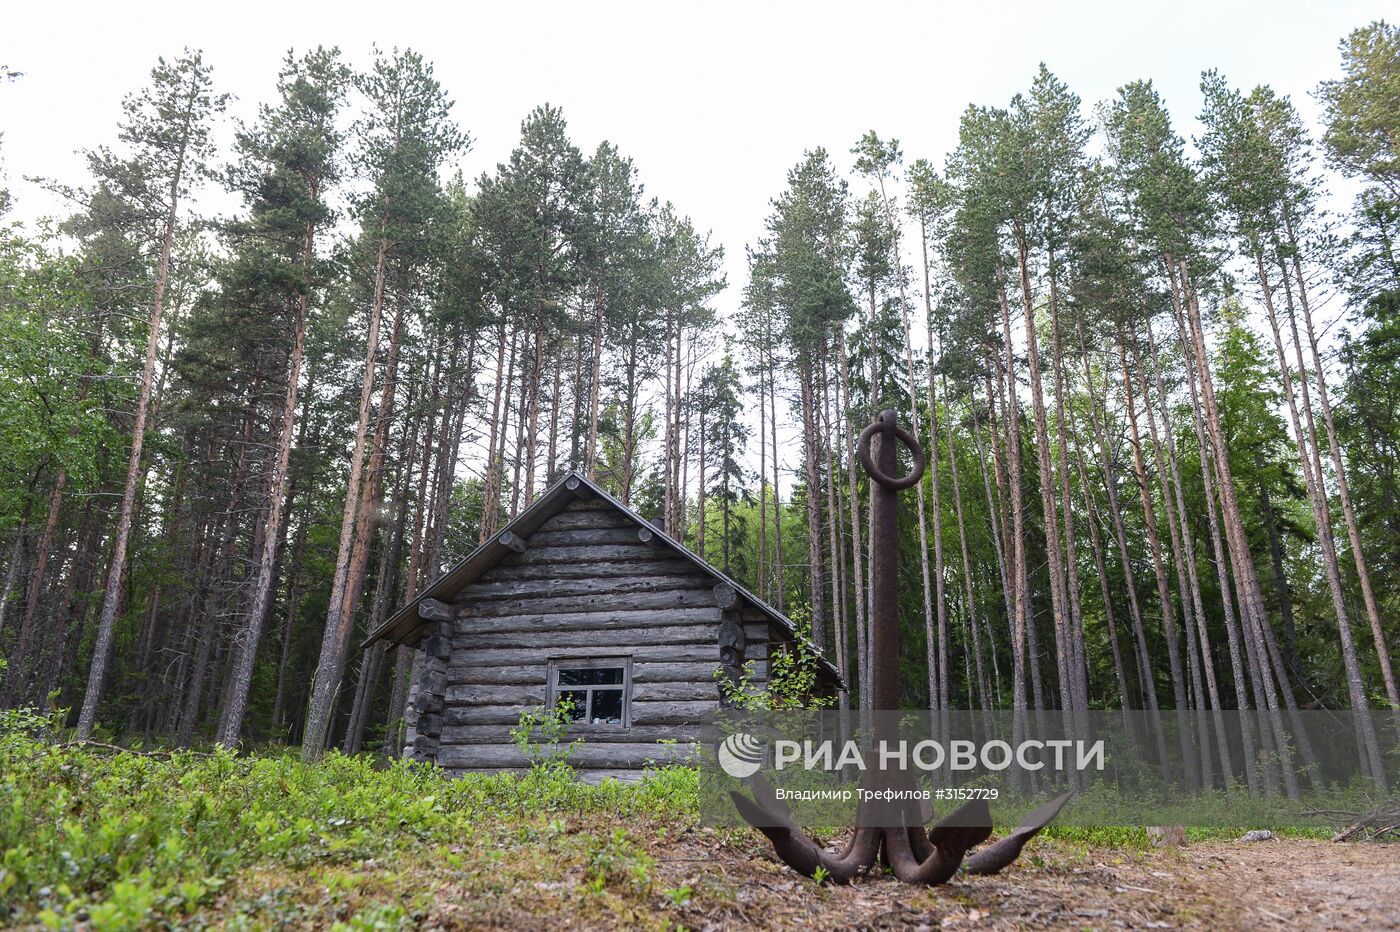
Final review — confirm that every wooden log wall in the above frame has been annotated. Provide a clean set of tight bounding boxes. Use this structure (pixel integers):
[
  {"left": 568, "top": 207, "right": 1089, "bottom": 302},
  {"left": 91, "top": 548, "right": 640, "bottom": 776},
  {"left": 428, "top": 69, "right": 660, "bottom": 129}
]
[{"left": 413, "top": 493, "right": 780, "bottom": 781}]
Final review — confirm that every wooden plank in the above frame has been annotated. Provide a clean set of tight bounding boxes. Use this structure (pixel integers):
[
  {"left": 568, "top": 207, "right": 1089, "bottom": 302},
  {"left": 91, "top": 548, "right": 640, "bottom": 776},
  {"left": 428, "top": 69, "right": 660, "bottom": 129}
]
[
  {"left": 630, "top": 700, "right": 715, "bottom": 725},
  {"left": 443, "top": 698, "right": 714, "bottom": 727},
  {"left": 460, "top": 587, "right": 717, "bottom": 619},
  {"left": 526, "top": 527, "right": 650, "bottom": 548},
  {"left": 448, "top": 644, "right": 717, "bottom": 667},
  {"left": 497, "top": 530, "right": 527, "bottom": 553},
  {"left": 631, "top": 680, "right": 719, "bottom": 702},
  {"left": 480, "top": 559, "right": 697, "bottom": 582},
  {"left": 481, "top": 559, "right": 700, "bottom": 582},
  {"left": 503, "top": 543, "right": 678, "bottom": 565},
  {"left": 448, "top": 665, "right": 547, "bottom": 686},
  {"left": 563, "top": 497, "right": 613, "bottom": 512},
  {"left": 631, "top": 661, "right": 728, "bottom": 683},
  {"left": 450, "top": 608, "right": 719, "bottom": 638},
  {"left": 440, "top": 661, "right": 749, "bottom": 691},
  {"left": 439, "top": 723, "right": 710, "bottom": 745},
  {"left": 461, "top": 574, "right": 712, "bottom": 604},
  {"left": 445, "top": 683, "right": 546, "bottom": 706},
  {"left": 452, "top": 624, "right": 718, "bottom": 650},
  {"left": 535, "top": 510, "right": 635, "bottom": 532},
  {"left": 443, "top": 704, "right": 540, "bottom": 726},
  {"left": 436, "top": 741, "right": 699, "bottom": 771}
]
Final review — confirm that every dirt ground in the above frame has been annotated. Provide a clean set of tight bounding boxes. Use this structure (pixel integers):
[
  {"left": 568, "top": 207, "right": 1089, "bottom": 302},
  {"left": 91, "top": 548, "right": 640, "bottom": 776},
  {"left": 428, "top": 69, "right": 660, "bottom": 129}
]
[
  {"left": 214, "top": 825, "right": 1400, "bottom": 930},
  {"left": 633, "top": 834, "right": 1400, "bottom": 930}
]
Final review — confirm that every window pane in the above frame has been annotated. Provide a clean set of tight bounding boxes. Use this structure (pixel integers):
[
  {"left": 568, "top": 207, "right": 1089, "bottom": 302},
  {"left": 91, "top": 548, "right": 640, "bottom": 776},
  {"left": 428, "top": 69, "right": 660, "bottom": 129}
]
[
  {"left": 558, "top": 667, "right": 624, "bottom": 686},
  {"left": 556, "top": 690, "right": 588, "bottom": 721},
  {"left": 590, "top": 688, "right": 623, "bottom": 724}
]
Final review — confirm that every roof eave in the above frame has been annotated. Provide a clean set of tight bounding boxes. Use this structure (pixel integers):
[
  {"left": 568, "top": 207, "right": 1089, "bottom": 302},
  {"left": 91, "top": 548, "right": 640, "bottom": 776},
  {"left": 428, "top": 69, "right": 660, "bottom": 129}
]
[{"left": 362, "top": 470, "right": 846, "bottom": 691}]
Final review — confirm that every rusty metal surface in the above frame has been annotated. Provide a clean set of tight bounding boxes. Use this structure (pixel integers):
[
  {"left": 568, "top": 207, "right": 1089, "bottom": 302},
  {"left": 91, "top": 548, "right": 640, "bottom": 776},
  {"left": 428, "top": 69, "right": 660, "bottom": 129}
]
[{"left": 730, "top": 410, "right": 1069, "bottom": 886}]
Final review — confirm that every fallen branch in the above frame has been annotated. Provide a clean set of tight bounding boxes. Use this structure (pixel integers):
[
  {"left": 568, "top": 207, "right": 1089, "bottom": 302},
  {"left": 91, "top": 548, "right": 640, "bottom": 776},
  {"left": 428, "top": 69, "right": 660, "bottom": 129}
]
[
  {"left": 1321, "top": 809, "right": 1400, "bottom": 842},
  {"left": 47, "top": 740, "right": 217, "bottom": 760}
]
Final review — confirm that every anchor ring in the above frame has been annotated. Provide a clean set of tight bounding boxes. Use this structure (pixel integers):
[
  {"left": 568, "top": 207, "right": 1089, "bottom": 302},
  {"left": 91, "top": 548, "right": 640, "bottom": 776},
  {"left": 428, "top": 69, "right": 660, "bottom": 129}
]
[{"left": 857, "top": 415, "right": 926, "bottom": 490}]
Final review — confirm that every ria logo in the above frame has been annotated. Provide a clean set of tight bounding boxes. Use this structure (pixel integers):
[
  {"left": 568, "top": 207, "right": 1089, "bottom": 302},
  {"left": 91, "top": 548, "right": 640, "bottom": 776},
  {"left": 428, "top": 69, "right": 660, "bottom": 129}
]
[{"left": 718, "top": 732, "right": 765, "bottom": 778}]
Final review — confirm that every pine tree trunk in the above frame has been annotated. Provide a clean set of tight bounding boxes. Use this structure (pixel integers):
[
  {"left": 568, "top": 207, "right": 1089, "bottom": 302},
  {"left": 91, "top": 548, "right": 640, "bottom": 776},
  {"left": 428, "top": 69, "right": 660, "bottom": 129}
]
[
  {"left": 679, "top": 338, "right": 694, "bottom": 543},
  {"left": 1118, "top": 332, "right": 1199, "bottom": 787},
  {"left": 1257, "top": 252, "right": 1381, "bottom": 786},
  {"left": 429, "top": 334, "right": 475, "bottom": 574},
  {"left": 1046, "top": 267, "right": 1090, "bottom": 730},
  {"left": 177, "top": 420, "right": 254, "bottom": 748},
  {"left": 799, "top": 363, "right": 828, "bottom": 653},
  {"left": 769, "top": 335, "right": 784, "bottom": 612},
  {"left": 1138, "top": 323, "right": 1233, "bottom": 784},
  {"left": 76, "top": 103, "right": 194, "bottom": 738},
  {"left": 1076, "top": 320, "right": 1169, "bottom": 773},
  {"left": 3, "top": 470, "right": 65, "bottom": 705},
  {"left": 343, "top": 427, "right": 416, "bottom": 755},
  {"left": 663, "top": 311, "right": 676, "bottom": 533},
  {"left": 972, "top": 381, "right": 1015, "bottom": 685},
  {"left": 302, "top": 234, "right": 389, "bottom": 760},
  {"left": 546, "top": 340, "right": 562, "bottom": 485},
  {"left": 1015, "top": 234, "right": 1075, "bottom": 744},
  {"left": 39, "top": 502, "right": 98, "bottom": 716},
  {"left": 331, "top": 290, "right": 409, "bottom": 720},
  {"left": 757, "top": 357, "right": 768, "bottom": 602},
  {"left": 523, "top": 326, "right": 544, "bottom": 505},
  {"left": 619, "top": 335, "right": 639, "bottom": 505},
  {"left": 273, "top": 512, "right": 309, "bottom": 739},
  {"left": 994, "top": 276, "right": 1031, "bottom": 761},
  {"left": 217, "top": 216, "right": 318, "bottom": 746},
  {"left": 1283, "top": 215, "right": 1398, "bottom": 712},
  {"left": 836, "top": 330, "right": 867, "bottom": 710},
  {"left": 585, "top": 258, "right": 607, "bottom": 476},
  {"left": 480, "top": 321, "right": 508, "bottom": 543},
  {"left": 887, "top": 198, "right": 938, "bottom": 713},
  {"left": 1129, "top": 333, "right": 1216, "bottom": 786},
  {"left": 1259, "top": 479, "right": 1302, "bottom": 680},
  {"left": 946, "top": 388, "right": 991, "bottom": 713},
  {"left": 1174, "top": 258, "right": 1300, "bottom": 796},
  {"left": 1163, "top": 281, "right": 1261, "bottom": 793},
  {"left": 822, "top": 348, "right": 849, "bottom": 710},
  {"left": 1067, "top": 404, "right": 1131, "bottom": 719},
  {"left": 916, "top": 224, "right": 949, "bottom": 713},
  {"left": 696, "top": 396, "right": 707, "bottom": 557}
]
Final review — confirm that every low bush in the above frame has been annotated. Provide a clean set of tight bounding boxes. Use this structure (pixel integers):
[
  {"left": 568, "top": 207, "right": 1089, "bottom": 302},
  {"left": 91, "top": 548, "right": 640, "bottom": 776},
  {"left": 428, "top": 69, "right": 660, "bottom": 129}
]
[{"left": 0, "top": 709, "right": 697, "bottom": 928}]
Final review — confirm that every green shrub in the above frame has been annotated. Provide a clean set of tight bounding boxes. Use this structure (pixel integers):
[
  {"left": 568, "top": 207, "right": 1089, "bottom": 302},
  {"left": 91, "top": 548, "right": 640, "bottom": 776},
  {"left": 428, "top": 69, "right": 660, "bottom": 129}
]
[{"left": 0, "top": 709, "right": 697, "bottom": 928}]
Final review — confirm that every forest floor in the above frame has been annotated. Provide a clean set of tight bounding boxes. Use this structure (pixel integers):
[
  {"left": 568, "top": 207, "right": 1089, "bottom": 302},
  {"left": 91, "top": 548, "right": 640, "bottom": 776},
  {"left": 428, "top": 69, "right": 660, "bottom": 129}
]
[
  {"left": 622, "top": 831, "right": 1400, "bottom": 930},
  {"left": 4, "top": 727, "right": 1397, "bottom": 930},
  {"left": 205, "top": 819, "right": 1400, "bottom": 930}
]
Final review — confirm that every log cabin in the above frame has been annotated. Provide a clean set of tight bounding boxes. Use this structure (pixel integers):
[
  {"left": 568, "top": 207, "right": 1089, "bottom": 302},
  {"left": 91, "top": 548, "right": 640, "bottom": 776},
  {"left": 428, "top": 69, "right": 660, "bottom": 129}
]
[{"left": 364, "top": 470, "right": 843, "bottom": 782}]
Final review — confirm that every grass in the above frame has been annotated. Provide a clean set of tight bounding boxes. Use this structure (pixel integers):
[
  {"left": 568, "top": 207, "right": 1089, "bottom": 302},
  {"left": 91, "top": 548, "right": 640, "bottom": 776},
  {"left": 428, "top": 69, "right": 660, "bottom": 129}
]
[
  {"left": 0, "top": 709, "right": 697, "bottom": 929},
  {"left": 0, "top": 708, "right": 1374, "bottom": 929}
]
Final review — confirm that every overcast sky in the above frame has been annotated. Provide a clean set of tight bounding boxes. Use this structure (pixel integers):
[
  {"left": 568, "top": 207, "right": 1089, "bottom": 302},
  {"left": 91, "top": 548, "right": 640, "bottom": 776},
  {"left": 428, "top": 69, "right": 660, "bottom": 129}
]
[{"left": 5, "top": 0, "right": 1390, "bottom": 272}]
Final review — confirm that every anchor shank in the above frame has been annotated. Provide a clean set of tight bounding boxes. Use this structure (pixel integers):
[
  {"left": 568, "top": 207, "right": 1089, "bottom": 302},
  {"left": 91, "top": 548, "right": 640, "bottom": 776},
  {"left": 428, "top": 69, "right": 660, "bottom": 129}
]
[{"left": 870, "top": 409, "right": 901, "bottom": 713}]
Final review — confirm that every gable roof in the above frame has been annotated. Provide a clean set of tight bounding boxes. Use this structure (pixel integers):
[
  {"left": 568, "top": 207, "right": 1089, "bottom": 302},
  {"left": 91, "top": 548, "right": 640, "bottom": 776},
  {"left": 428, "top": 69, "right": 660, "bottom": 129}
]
[{"left": 364, "top": 469, "right": 845, "bottom": 689}]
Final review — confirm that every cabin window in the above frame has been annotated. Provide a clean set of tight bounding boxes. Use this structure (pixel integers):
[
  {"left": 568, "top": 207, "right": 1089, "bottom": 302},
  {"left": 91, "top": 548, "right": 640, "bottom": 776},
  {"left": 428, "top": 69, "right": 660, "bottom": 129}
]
[{"left": 549, "top": 657, "right": 631, "bottom": 726}]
